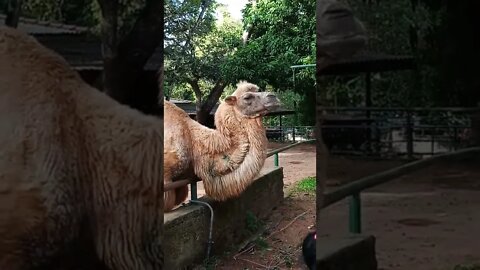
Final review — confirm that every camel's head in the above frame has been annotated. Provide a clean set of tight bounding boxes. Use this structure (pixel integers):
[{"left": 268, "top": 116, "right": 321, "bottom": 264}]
[{"left": 224, "top": 81, "right": 281, "bottom": 118}]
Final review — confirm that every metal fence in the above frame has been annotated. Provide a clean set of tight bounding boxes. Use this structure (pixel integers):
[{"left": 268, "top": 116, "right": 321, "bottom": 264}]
[
  {"left": 318, "top": 107, "right": 480, "bottom": 158},
  {"left": 266, "top": 125, "right": 315, "bottom": 143},
  {"left": 321, "top": 147, "right": 480, "bottom": 233}
]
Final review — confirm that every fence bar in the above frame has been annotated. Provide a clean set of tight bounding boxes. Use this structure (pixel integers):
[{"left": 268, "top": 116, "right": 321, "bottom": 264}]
[
  {"left": 274, "top": 153, "right": 279, "bottom": 167},
  {"left": 267, "top": 139, "right": 316, "bottom": 157},
  {"left": 349, "top": 193, "right": 362, "bottom": 233},
  {"left": 191, "top": 182, "right": 198, "bottom": 200},
  {"left": 323, "top": 147, "right": 480, "bottom": 208},
  {"left": 165, "top": 179, "right": 196, "bottom": 191},
  {"left": 318, "top": 106, "right": 480, "bottom": 112}
]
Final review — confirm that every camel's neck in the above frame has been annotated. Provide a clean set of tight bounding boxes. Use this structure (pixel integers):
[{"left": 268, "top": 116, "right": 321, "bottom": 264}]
[{"left": 192, "top": 106, "right": 268, "bottom": 201}]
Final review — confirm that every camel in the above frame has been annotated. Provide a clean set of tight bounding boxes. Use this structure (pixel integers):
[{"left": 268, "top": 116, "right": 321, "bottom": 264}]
[
  {"left": 164, "top": 81, "right": 281, "bottom": 211},
  {"left": 0, "top": 27, "right": 163, "bottom": 269}
]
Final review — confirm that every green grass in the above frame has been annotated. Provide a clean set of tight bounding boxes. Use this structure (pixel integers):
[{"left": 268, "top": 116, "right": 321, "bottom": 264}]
[
  {"left": 454, "top": 264, "right": 480, "bottom": 270},
  {"left": 245, "top": 211, "right": 264, "bottom": 233},
  {"left": 254, "top": 237, "right": 270, "bottom": 250},
  {"left": 293, "top": 176, "right": 316, "bottom": 194},
  {"left": 202, "top": 256, "right": 218, "bottom": 270}
]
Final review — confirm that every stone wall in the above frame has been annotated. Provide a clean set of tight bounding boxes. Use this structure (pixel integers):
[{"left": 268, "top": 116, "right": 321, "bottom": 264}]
[{"left": 163, "top": 167, "right": 284, "bottom": 269}]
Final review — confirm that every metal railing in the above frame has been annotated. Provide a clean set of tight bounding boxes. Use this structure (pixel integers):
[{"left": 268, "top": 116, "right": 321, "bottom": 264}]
[
  {"left": 318, "top": 106, "right": 480, "bottom": 158},
  {"left": 322, "top": 147, "right": 480, "bottom": 233},
  {"left": 266, "top": 125, "right": 315, "bottom": 143},
  {"left": 164, "top": 139, "right": 316, "bottom": 199}
]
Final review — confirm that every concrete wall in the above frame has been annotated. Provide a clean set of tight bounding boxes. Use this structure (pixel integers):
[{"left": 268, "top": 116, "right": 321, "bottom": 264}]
[
  {"left": 164, "top": 167, "right": 284, "bottom": 269},
  {"left": 317, "top": 234, "right": 378, "bottom": 270}
]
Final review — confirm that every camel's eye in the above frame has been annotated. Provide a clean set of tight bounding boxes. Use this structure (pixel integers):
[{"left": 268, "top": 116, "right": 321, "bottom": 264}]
[{"left": 243, "top": 94, "right": 253, "bottom": 100}]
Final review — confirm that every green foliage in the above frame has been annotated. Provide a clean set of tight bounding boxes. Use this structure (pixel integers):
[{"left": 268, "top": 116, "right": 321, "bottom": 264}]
[
  {"left": 228, "top": 0, "right": 316, "bottom": 125},
  {"left": 164, "top": 0, "right": 221, "bottom": 81},
  {"left": 320, "top": 0, "right": 446, "bottom": 108},
  {"left": 327, "top": 0, "right": 480, "bottom": 107},
  {"left": 202, "top": 255, "right": 219, "bottom": 270},
  {"left": 165, "top": 0, "right": 316, "bottom": 126},
  {"left": 293, "top": 176, "right": 316, "bottom": 194},
  {"left": 225, "top": 0, "right": 316, "bottom": 89},
  {"left": 19, "top": 0, "right": 98, "bottom": 27},
  {"left": 453, "top": 264, "right": 480, "bottom": 270},
  {"left": 254, "top": 237, "right": 269, "bottom": 250},
  {"left": 16, "top": 0, "right": 146, "bottom": 37},
  {"left": 245, "top": 211, "right": 263, "bottom": 233}
]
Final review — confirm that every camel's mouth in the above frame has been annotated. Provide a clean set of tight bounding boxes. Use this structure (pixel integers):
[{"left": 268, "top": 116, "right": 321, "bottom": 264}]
[
  {"left": 264, "top": 102, "right": 281, "bottom": 112},
  {"left": 247, "top": 104, "right": 280, "bottom": 119}
]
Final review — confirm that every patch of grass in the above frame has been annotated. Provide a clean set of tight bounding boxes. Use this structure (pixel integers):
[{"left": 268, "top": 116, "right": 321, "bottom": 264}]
[
  {"left": 283, "top": 254, "right": 294, "bottom": 268},
  {"left": 202, "top": 256, "right": 218, "bottom": 270},
  {"left": 254, "top": 237, "right": 270, "bottom": 250},
  {"left": 245, "top": 211, "right": 264, "bottom": 233},
  {"left": 454, "top": 264, "right": 480, "bottom": 270},
  {"left": 293, "top": 176, "right": 316, "bottom": 194}
]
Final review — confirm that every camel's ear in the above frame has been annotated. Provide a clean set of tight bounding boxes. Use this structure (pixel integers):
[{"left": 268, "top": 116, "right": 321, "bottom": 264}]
[{"left": 224, "top": 96, "right": 237, "bottom": 106}]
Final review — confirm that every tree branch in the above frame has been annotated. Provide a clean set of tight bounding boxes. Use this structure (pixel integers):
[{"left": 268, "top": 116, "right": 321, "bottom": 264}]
[
  {"left": 188, "top": 78, "right": 202, "bottom": 104},
  {"left": 202, "top": 80, "right": 227, "bottom": 112}
]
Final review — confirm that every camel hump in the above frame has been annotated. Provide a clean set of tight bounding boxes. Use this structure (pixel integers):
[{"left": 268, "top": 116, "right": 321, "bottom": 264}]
[
  {"left": 164, "top": 100, "right": 191, "bottom": 120},
  {"left": 0, "top": 26, "right": 79, "bottom": 82}
]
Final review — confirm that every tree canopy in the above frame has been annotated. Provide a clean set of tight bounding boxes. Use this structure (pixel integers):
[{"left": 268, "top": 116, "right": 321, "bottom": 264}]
[{"left": 164, "top": 0, "right": 316, "bottom": 125}]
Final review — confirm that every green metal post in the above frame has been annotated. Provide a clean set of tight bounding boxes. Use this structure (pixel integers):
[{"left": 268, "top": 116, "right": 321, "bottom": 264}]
[
  {"left": 274, "top": 153, "right": 279, "bottom": 168},
  {"left": 349, "top": 193, "right": 362, "bottom": 233},
  {"left": 191, "top": 182, "right": 197, "bottom": 200}
]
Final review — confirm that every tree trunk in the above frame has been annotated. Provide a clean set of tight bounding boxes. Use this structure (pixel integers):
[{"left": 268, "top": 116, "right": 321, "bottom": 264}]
[
  {"left": 189, "top": 79, "right": 227, "bottom": 126},
  {"left": 196, "top": 108, "right": 211, "bottom": 126},
  {"left": 97, "top": 0, "right": 163, "bottom": 116},
  {"left": 4, "top": 0, "right": 23, "bottom": 27}
]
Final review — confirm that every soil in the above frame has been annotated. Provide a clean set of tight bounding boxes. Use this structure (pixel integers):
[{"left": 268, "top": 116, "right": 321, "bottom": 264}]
[
  {"left": 318, "top": 159, "right": 480, "bottom": 270},
  {"left": 195, "top": 142, "right": 317, "bottom": 270}
]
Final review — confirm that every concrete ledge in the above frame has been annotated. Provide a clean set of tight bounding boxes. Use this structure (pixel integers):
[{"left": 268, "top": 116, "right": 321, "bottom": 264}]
[
  {"left": 164, "top": 167, "right": 284, "bottom": 269},
  {"left": 317, "top": 234, "right": 377, "bottom": 270}
]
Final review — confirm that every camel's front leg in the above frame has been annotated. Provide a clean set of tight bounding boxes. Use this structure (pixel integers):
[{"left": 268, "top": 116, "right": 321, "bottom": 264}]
[{"left": 163, "top": 168, "right": 178, "bottom": 212}]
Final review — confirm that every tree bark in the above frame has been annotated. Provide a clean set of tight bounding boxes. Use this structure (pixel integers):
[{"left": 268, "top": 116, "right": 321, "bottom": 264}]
[
  {"left": 201, "top": 80, "right": 227, "bottom": 113},
  {"left": 188, "top": 78, "right": 227, "bottom": 126},
  {"left": 97, "top": 0, "right": 163, "bottom": 116},
  {"left": 4, "top": 0, "right": 23, "bottom": 28}
]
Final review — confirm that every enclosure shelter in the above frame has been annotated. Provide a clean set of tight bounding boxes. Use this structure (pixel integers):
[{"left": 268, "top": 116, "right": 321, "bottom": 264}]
[{"left": 0, "top": 14, "right": 162, "bottom": 113}]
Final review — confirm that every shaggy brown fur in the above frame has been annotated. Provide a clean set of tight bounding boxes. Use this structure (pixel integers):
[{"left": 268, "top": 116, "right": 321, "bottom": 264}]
[
  {"left": 0, "top": 27, "right": 163, "bottom": 269},
  {"left": 164, "top": 81, "right": 280, "bottom": 211}
]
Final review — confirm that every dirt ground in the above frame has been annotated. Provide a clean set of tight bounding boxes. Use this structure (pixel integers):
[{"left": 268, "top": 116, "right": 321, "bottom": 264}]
[
  {"left": 199, "top": 142, "right": 316, "bottom": 270},
  {"left": 206, "top": 142, "right": 404, "bottom": 269},
  {"left": 318, "top": 158, "right": 480, "bottom": 270}
]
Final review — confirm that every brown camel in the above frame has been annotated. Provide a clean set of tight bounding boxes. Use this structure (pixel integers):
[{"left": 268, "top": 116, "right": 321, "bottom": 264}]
[
  {"left": 0, "top": 27, "right": 163, "bottom": 269},
  {"left": 164, "top": 81, "right": 281, "bottom": 211}
]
